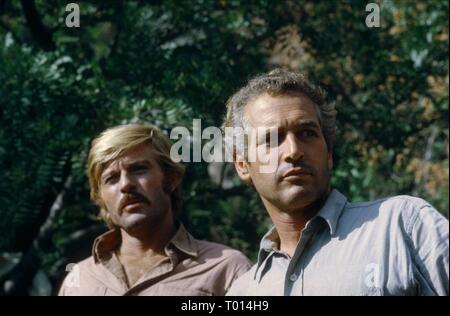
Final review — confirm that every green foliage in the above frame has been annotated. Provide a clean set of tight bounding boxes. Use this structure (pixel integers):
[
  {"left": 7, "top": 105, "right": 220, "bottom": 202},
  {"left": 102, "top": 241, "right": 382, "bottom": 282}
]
[
  {"left": 0, "top": 0, "right": 448, "bottom": 293},
  {"left": 0, "top": 41, "right": 108, "bottom": 250}
]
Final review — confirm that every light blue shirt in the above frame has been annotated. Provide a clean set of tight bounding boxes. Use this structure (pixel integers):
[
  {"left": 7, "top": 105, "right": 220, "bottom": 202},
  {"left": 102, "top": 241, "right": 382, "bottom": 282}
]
[{"left": 227, "top": 189, "right": 449, "bottom": 296}]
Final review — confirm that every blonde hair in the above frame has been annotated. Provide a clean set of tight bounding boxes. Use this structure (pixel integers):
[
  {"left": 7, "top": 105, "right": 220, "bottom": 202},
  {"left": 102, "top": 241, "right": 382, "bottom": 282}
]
[{"left": 88, "top": 124, "right": 185, "bottom": 228}]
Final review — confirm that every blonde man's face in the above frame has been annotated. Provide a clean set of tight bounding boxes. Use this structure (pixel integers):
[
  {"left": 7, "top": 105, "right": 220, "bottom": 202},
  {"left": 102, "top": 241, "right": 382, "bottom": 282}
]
[{"left": 99, "top": 143, "right": 173, "bottom": 233}]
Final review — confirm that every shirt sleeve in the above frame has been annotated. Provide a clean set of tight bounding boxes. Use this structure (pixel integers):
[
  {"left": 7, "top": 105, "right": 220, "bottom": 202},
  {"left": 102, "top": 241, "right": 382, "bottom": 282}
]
[
  {"left": 57, "top": 267, "right": 82, "bottom": 296},
  {"left": 57, "top": 274, "right": 69, "bottom": 296},
  {"left": 226, "top": 263, "right": 257, "bottom": 296},
  {"left": 223, "top": 253, "right": 252, "bottom": 294},
  {"left": 408, "top": 202, "right": 449, "bottom": 296}
]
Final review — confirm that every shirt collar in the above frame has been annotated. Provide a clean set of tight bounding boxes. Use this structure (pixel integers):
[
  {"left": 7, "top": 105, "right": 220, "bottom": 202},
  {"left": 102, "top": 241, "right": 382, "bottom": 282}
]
[
  {"left": 93, "top": 229, "right": 121, "bottom": 263},
  {"left": 253, "top": 226, "right": 280, "bottom": 280},
  {"left": 315, "top": 189, "right": 347, "bottom": 236},
  {"left": 92, "top": 222, "right": 198, "bottom": 264},
  {"left": 169, "top": 222, "right": 199, "bottom": 258},
  {"left": 253, "top": 189, "right": 347, "bottom": 279}
]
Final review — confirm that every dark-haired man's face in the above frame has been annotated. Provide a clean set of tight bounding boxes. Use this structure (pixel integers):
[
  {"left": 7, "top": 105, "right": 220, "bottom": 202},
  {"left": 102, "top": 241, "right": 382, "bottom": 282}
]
[
  {"left": 99, "top": 143, "right": 173, "bottom": 233},
  {"left": 235, "top": 93, "right": 333, "bottom": 214}
]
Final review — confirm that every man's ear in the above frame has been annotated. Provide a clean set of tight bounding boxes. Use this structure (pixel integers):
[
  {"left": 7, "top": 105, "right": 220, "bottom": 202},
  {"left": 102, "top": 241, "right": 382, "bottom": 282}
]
[
  {"left": 234, "top": 158, "right": 252, "bottom": 185},
  {"left": 164, "top": 174, "right": 181, "bottom": 193}
]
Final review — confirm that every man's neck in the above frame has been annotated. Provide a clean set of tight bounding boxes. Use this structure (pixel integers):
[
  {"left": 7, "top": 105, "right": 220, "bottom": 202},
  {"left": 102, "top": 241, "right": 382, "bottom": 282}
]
[
  {"left": 269, "top": 211, "right": 308, "bottom": 258},
  {"left": 116, "top": 218, "right": 176, "bottom": 287},
  {"left": 119, "top": 218, "right": 176, "bottom": 258},
  {"left": 265, "top": 191, "right": 330, "bottom": 257}
]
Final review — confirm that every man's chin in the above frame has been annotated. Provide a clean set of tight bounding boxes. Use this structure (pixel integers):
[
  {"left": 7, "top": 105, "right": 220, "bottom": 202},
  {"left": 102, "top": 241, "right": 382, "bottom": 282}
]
[
  {"left": 119, "top": 213, "right": 151, "bottom": 232},
  {"left": 282, "top": 186, "right": 319, "bottom": 207}
]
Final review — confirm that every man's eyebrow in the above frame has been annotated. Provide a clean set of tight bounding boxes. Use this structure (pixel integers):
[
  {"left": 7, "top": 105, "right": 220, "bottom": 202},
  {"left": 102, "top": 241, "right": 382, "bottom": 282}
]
[
  {"left": 123, "top": 160, "right": 152, "bottom": 167},
  {"left": 295, "top": 120, "right": 321, "bottom": 128},
  {"left": 101, "top": 160, "right": 151, "bottom": 178},
  {"left": 264, "top": 120, "right": 320, "bottom": 135}
]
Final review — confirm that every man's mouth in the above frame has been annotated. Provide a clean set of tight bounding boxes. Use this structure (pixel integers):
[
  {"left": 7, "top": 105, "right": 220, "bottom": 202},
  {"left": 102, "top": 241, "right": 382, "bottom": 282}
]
[
  {"left": 120, "top": 196, "right": 148, "bottom": 213},
  {"left": 282, "top": 168, "right": 312, "bottom": 181}
]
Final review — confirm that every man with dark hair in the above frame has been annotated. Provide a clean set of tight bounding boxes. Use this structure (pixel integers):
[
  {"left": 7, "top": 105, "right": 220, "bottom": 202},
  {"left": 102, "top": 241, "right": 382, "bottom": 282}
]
[
  {"left": 224, "top": 69, "right": 449, "bottom": 296},
  {"left": 59, "top": 123, "right": 251, "bottom": 296}
]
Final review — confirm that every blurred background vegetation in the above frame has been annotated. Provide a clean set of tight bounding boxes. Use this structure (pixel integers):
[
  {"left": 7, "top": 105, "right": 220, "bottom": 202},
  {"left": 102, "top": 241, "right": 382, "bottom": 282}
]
[{"left": 0, "top": 0, "right": 448, "bottom": 295}]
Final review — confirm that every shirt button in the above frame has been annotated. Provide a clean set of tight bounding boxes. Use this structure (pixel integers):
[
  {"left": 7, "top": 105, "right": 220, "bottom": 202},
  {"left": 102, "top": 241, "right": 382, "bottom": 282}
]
[{"left": 290, "top": 273, "right": 298, "bottom": 282}]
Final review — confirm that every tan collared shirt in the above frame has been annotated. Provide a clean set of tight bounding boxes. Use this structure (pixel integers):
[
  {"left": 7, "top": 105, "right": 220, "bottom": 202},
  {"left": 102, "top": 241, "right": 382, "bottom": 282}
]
[{"left": 58, "top": 223, "right": 251, "bottom": 296}]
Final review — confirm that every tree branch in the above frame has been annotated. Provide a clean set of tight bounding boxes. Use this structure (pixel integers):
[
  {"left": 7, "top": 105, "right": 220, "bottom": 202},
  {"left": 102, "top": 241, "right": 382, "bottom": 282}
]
[
  {"left": 20, "top": 0, "right": 55, "bottom": 51},
  {"left": 0, "top": 175, "right": 72, "bottom": 296}
]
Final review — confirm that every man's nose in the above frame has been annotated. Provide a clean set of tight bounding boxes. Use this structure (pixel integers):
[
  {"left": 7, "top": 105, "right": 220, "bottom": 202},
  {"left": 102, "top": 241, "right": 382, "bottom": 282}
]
[
  {"left": 283, "top": 133, "right": 304, "bottom": 162},
  {"left": 119, "top": 172, "right": 136, "bottom": 193}
]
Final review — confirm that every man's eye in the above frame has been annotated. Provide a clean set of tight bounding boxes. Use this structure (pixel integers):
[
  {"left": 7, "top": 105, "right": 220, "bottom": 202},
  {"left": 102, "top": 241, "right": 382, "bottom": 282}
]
[
  {"left": 103, "top": 174, "right": 119, "bottom": 184},
  {"left": 299, "top": 129, "right": 317, "bottom": 138},
  {"left": 132, "top": 166, "right": 148, "bottom": 173}
]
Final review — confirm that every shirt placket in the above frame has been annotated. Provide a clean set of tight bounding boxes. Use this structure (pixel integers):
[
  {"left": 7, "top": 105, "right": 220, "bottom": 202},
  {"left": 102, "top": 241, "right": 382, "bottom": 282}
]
[
  {"left": 284, "top": 222, "right": 320, "bottom": 296},
  {"left": 123, "top": 252, "right": 177, "bottom": 296}
]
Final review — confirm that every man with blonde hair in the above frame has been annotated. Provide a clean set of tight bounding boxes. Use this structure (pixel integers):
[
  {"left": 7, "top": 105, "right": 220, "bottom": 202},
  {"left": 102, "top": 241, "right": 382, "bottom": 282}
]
[{"left": 59, "top": 123, "right": 251, "bottom": 296}]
